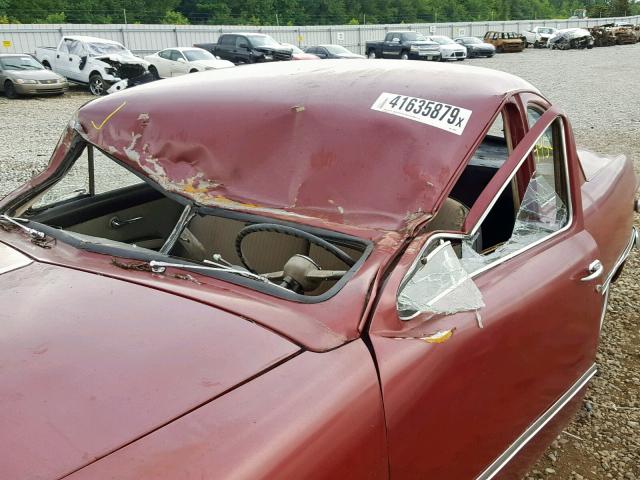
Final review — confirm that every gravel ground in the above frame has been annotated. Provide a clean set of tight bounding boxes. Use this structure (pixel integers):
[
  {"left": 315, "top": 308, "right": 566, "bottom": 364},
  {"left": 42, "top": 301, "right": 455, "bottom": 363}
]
[{"left": 1, "top": 45, "right": 639, "bottom": 479}]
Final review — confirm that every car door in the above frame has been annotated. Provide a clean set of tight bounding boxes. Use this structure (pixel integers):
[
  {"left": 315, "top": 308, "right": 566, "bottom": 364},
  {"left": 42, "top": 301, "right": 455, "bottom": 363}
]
[
  {"left": 60, "top": 39, "right": 87, "bottom": 82},
  {"left": 382, "top": 33, "right": 401, "bottom": 58},
  {"left": 368, "top": 104, "right": 603, "bottom": 479},
  {"left": 169, "top": 50, "right": 189, "bottom": 76},
  {"left": 155, "top": 50, "right": 172, "bottom": 78}
]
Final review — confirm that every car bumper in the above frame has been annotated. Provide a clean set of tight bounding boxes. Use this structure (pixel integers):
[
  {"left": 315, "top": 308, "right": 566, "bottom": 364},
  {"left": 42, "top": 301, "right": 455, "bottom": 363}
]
[
  {"left": 14, "top": 83, "right": 68, "bottom": 95},
  {"left": 441, "top": 50, "right": 467, "bottom": 60},
  {"left": 409, "top": 51, "right": 441, "bottom": 61}
]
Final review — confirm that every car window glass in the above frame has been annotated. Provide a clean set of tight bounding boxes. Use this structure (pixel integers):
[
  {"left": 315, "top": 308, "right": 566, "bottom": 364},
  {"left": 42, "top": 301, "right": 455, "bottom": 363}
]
[
  {"left": 235, "top": 36, "right": 248, "bottom": 48},
  {"left": 527, "top": 106, "right": 543, "bottom": 127},
  {"left": 169, "top": 50, "right": 184, "bottom": 61},
  {"left": 31, "top": 145, "right": 144, "bottom": 210},
  {"left": 459, "top": 118, "right": 569, "bottom": 272},
  {"left": 59, "top": 41, "right": 69, "bottom": 53},
  {"left": 158, "top": 50, "right": 170, "bottom": 59},
  {"left": 66, "top": 40, "right": 86, "bottom": 56}
]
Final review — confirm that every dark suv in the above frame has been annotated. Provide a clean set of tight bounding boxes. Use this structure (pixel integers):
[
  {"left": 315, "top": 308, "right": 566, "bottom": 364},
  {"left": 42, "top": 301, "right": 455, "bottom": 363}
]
[{"left": 195, "top": 33, "right": 293, "bottom": 64}]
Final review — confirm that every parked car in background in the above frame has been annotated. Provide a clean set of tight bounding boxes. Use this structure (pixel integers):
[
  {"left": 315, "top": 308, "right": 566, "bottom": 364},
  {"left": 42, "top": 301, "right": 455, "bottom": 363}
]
[
  {"left": 454, "top": 37, "right": 495, "bottom": 57},
  {"left": 144, "top": 47, "right": 234, "bottom": 79},
  {"left": 1, "top": 59, "right": 636, "bottom": 480},
  {"left": 548, "top": 28, "right": 595, "bottom": 50},
  {"left": 305, "top": 44, "right": 365, "bottom": 59},
  {"left": 522, "top": 26, "right": 558, "bottom": 48},
  {"left": 365, "top": 31, "right": 441, "bottom": 60},
  {"left": 483, "top": 31, "right": 525, "bottom": 52},
  {"left": 194, "top": 33, "right": 293, "bottom": 64},
  {"left": 34, "top": 35, "right": 151, "bottom": 95},
  {"left": 281, "top": 43, "right": 319, "bottom": 60},
  {"left": 427, "top": 35, "right": 467, "bottom": 61},
  {"left": 0, "top": 54, "right": 68, "bottom": 98}
]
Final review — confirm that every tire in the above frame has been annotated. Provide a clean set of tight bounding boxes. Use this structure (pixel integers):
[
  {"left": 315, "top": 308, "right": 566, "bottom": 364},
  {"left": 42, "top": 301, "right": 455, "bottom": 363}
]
[
  {"left": 148, "top": 65, "right": 160, "bottom": 80},
  {"left": 400, "top": 51, "right": 409, "bottom": 60},
  {"left": 367, "top": 50, "right": 376, "bottom": 59},
  {"left": 456, "top": 57, "right": 465, "bottom": 61},
  {"left": 89, "top": 73, "right": 107, "bottom": 96},
  {"left": 4, "top": 81, "right": 18, "bottom": 99}
]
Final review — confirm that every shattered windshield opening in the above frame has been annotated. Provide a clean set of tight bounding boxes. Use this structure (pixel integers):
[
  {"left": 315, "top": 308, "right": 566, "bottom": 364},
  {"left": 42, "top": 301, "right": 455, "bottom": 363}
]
[
  {"left": 87, "top": 42, "right": 128, "bottom": 56},
  {"left": 6, "top": 131, "right": 369, "bottom": 302}
]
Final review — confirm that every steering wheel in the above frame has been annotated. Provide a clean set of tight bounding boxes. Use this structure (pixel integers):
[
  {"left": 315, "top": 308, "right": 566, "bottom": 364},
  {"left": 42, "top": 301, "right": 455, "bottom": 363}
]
[
  {"left": 235, "top": 223, "right": 356, "bottom": 293},
  {"left": 235, "top": 223, "right": 355, "bottom": 274}
]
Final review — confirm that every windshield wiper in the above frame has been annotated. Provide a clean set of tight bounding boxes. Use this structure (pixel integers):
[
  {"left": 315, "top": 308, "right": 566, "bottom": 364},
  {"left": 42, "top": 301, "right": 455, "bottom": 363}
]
[
  {"left": 148, "top": 259, "right": 273, "bottom": 284},
  {"left": 0, "top": 214, "right": 46, "bottom": 240}
]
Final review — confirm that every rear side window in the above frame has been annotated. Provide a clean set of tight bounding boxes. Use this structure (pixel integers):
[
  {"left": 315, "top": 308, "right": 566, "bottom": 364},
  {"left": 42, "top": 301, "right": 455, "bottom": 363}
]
[{"left": 219, "top": 35, "right": 235, "bottom": 46}]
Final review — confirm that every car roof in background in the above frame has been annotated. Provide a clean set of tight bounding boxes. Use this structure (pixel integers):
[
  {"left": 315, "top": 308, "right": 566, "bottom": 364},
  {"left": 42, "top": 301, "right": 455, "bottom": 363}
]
[
  {"left": 63, "top": 35, "right": 123, "bottom": 44},
  {"left": 76, "top": 60, "right": 538, "bottom": 238}
]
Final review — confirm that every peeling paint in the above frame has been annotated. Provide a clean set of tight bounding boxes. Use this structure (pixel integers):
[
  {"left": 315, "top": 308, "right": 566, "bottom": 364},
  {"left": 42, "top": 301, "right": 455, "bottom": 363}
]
[{"left": 421, "top": 328, "right": 456, "bottom": 344}]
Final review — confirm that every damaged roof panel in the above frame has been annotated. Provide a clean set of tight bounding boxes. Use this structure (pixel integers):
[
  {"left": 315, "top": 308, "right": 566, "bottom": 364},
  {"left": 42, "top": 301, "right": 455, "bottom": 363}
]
[{"left": 76, "top": 60, "right": 537, "bottom": 234}]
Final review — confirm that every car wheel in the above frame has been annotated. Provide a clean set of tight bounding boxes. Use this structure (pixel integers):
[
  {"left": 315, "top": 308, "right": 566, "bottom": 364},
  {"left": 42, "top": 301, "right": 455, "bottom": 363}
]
[
  {"left": 4, "top": 81, "right": 18, "bottom": 99},
  {"left": 89, "top": 73, "right": 107, "bottom": 96},
  {"left": 148, "top": 65, "right": 160, "bottom": 80},
  {"left": 456, "top": 57, "right": 465, "bottom": 61},
  {"left": 367, "top": 50, "right": 376, "bottom": 59},
  {"left": 400, "top": 51, "right": 409, "bottom": 60}
]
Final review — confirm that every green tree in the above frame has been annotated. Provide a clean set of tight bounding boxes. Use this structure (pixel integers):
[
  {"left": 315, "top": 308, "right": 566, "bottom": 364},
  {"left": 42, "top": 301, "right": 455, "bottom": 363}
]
[{"left": 162, "top": 9, "right": 189, "bottom": 23}]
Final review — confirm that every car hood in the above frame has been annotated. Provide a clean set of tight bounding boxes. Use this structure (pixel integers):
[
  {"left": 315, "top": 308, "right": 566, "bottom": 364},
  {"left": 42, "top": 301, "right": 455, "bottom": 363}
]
[
  {"left": 0, "top": 245, "right": 299, "bottom": 480},
  {"left": 439, "top": 43, "right": 466, "bottom": 51},
  {"left": 191, "top": 59, "right": 235, "bottom": 69},
  {"left": 4, "top": 69, "right": 64, "bottom": 81},
  {"left": 95, "top": 53, "right": 150, "bottom": 67}
]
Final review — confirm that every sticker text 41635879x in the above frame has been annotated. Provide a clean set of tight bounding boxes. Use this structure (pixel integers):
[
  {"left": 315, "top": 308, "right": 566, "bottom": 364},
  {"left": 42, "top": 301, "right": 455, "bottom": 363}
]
[{"left": 371, "top": 92, "right": 472, "bottom": 136}]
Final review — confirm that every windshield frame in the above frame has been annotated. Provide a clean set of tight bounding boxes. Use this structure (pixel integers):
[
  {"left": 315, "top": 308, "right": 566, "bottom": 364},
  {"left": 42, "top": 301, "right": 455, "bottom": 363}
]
[
  {"left": 2, "top": 129, "right": 373, "bottom": 305},
  {"left": 0, "top": 55, "right": 44, "bottom": 71},
  {"left": 183, "top": 49, "right": 216, "bottom": 61}
]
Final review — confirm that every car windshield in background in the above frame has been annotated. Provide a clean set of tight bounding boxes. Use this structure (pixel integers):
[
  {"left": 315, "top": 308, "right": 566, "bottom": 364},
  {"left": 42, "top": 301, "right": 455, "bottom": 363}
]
[
  {"left": 184, "top": 49, "right": 215, "bottom": 61},
  {"left": 462, "top": 37, "right": 482, "bottom": 44},
  {"left": 247, "top": 35, "right": 280, "bottom": 47},
  {"left": 325, "top": 45, "right": 351, "bottom": 54},
  {"left": 87, "top": 42, "right": 128, "bottom": 55},
  {"left": 284, "top": 44, "right": 304, "bottom": 54},
  {"left": 431, "top": 36, "right": 455, "bottom": 45},
  {"left": 404, "top": 32, "right": 427, "bottom": 41},
  {"left": 0, "top": 56, "right": 43, "bottom": 70}
]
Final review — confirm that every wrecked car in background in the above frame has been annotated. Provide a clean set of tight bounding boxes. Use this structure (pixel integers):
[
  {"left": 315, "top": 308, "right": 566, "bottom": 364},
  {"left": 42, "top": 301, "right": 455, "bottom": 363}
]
[
  {"left": 0, "top": 60, "right": 637, "bottom": 479},
  {"left": 523, "top": 26, "right": 557, "bottom": 48},
  {"left": 548, "top": 28, "right": 595, "bottom": 50},
  {"left": 35, "top": 35, "right": 152, "bottom": 95},
  {"left": 483, "top": 31, "right": 525, "bottom": 52}
]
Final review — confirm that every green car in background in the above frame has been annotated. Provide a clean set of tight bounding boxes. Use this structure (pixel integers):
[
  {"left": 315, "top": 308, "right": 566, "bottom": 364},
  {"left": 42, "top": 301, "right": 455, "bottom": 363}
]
[{"left": 0, "top": 54, "right": 68, "bottom": 99}]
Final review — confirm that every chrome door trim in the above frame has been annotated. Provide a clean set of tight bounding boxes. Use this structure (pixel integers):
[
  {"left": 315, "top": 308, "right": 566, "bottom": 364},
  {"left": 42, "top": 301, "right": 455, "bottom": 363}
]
[
  {"left": 476, "top": 364, "right": 597, "bottom": 480},
  {"left": 598, "top": 226, "right": 638, "bottom": 294}
]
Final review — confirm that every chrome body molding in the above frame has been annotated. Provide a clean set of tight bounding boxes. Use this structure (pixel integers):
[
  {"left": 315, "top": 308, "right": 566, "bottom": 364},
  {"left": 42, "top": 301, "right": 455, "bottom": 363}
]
[
  {"left": 598, "top": 226, "right": 638, "bottom": 294},
  {"left": 0, "top": 242, "right": 33, "bottom": 275},
  {"left": 476, "top": 364, "right": 597, "bottom": 480}
]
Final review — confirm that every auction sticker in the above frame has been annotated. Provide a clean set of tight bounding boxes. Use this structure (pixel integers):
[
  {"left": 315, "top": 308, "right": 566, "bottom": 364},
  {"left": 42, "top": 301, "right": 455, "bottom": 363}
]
[{"left": 371, "top": 92, "right": 472, "bottom": 135}]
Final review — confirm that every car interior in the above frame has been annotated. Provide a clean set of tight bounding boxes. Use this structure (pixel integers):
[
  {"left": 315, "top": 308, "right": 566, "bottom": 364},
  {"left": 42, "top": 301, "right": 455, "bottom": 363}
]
[{"left": 15, "top": 143, "right": 368, "bottom": 298}]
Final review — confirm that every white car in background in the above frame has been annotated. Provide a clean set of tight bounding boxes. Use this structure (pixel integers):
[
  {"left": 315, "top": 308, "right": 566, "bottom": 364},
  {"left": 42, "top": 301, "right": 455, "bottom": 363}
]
[
  {"left": 144, "top": 47, "right": 234, "bottom": 79},
  {"left": 426, "top": 35, "right": 467, "bottom": 61}
]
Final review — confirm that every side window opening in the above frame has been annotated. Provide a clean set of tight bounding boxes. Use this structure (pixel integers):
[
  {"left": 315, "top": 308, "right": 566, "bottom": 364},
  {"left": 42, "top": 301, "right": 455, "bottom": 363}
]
[
  {"left": 427, "top": 103, "right": 523, "bottom": 239},
  {"left": 399, "top": 118, "right": 570, "bottom": 319}
]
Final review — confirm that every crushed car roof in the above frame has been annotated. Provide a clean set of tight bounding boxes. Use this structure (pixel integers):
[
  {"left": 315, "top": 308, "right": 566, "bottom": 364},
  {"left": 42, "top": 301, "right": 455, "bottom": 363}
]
[{"left": 76, "top": 60, "right": 537, "bottom": 236}]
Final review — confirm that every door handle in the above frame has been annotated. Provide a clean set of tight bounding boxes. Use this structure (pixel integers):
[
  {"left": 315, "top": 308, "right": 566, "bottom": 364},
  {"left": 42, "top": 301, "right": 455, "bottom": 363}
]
[
  {"left": 581, "top": 260, "right": 604, "bottom": 282},
  {"left": 109, "top": 216, "right": 143, "bottom": 229}
]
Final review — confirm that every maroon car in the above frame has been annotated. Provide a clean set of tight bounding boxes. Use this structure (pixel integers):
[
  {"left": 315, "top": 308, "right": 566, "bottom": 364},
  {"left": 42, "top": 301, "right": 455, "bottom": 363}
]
[{"left": 0, "top": 60, "right": 637, "bottom": 479}]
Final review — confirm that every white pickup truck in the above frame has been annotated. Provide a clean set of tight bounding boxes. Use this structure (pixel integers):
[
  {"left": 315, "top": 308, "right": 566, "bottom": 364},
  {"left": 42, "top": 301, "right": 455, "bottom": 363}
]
[
  {"left": 35, "top": 35, "right": 151, "bottom": 95},
  {"left": 522, "top": 27, "right": 558, "bottom": 48}
]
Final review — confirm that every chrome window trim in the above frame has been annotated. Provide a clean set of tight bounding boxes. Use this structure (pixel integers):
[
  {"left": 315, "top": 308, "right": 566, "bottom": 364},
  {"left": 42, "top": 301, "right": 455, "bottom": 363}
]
[
  {"left": 476, "top": 364, "right": 597, "bottom": 480},
  {"left": 398, "top": 115, "right": 573, "bottom": 311},
  {"left": 598, "top": 226, "right": 638, "bottom": 295}
]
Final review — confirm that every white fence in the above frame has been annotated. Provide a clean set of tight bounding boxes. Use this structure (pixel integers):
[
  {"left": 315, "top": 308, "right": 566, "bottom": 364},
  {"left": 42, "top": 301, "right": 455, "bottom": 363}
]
[{"left": 1, "top": 16, "right": 639, "bottom": 56}]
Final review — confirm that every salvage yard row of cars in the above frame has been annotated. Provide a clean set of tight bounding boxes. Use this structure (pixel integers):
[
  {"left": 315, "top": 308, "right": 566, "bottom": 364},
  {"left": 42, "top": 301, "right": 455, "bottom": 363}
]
[
  {"left": 2, "top": 22, "right": 639, "bottom": 98},
  {"left": 1, "top": 55, "right": 638, "bottom": 479}
]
